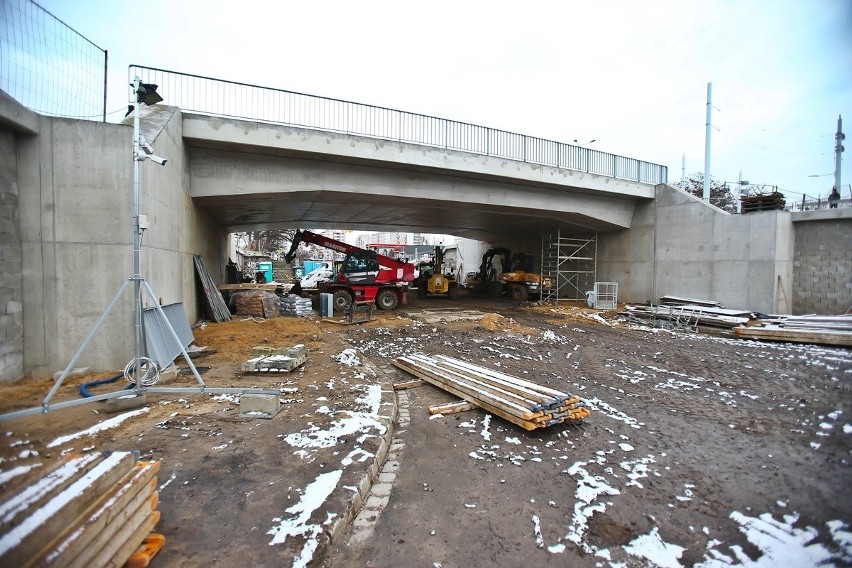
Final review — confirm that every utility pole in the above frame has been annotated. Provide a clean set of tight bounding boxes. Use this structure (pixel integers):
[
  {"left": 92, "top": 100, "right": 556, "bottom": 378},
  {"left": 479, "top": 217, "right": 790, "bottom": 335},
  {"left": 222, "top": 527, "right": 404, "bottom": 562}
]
[
  {"left": 703, "top": 82, "right": 712, "bottom": 201},
  {"left": 835, "top": 115, "right": 845, "bottom": 195},
  {"left": 681, "top": 154, "right": 686, "bottom": 190}
]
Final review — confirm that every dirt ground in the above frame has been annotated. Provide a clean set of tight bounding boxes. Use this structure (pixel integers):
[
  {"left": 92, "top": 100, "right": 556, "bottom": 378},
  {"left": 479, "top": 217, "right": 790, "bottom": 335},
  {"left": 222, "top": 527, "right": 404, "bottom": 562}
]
[
  {"left": 325, "top": 299, "right": 852, "bottom": 567},
  {"left": 1, "top": 295, "right": 850, "bottom": 567}
]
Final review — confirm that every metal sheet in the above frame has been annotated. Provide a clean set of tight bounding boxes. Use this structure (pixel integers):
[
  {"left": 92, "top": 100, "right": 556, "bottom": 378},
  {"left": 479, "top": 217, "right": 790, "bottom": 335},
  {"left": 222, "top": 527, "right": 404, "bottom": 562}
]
[{"left": 143, "top": 302, "right": 194, "bottom": 370}]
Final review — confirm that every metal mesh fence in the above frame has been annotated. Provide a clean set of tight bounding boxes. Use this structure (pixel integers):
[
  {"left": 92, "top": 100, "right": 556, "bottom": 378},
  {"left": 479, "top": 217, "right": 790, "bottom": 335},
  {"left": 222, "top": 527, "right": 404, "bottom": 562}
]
[{"left": 0, "top": 0, "right": 106, "bottom": 120}]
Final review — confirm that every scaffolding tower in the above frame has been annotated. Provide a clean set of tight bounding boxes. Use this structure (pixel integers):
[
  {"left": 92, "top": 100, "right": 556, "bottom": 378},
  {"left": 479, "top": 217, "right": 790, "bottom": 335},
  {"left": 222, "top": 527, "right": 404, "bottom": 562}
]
[{"left": 541, "top": 230, "right": 597, "bottom": 302}]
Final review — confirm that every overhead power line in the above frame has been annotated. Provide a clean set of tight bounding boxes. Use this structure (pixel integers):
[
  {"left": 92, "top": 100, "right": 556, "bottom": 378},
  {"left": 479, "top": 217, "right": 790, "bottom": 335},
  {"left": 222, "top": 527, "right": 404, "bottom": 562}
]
[
  {"left": 711, "top": 104, "right": 832, "bottom": 139},
  {"left": 712, "top": 126, "right": 831, "bottom": 157}
]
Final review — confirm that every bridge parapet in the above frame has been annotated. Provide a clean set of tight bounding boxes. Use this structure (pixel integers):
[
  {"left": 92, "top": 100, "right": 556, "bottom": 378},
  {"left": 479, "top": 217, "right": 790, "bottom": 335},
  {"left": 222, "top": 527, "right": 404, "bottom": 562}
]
[{"left": 130, "top": 65, "right": 667, "bottom": 185}]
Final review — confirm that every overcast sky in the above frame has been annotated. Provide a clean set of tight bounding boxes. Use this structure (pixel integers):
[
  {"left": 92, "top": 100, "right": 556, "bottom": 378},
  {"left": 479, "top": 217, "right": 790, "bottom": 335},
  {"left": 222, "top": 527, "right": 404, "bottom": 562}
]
[{"left": 38, "top": 0, "right": 852, "bottom": 202}]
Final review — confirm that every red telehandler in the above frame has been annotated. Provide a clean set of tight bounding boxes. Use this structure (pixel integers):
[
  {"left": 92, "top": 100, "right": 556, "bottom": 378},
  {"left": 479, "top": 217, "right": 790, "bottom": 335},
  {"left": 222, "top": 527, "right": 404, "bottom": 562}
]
[{"left": 284, "top": 229, "right": 415, "bottom": 312}]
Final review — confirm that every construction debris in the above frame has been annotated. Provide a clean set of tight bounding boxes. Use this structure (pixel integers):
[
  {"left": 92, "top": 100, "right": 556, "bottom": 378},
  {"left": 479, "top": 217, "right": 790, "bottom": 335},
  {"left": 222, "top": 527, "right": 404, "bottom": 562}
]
[
  {"left": 242, "top": 344, "right": 308, "bottom": 373},
  {"left": 620, "top": 304, "right": 753, "bottom": 331},
  {"left": 0, "top": 451, "right": 163, "bottom": 568},
  {"left": 658, "top": 295, "right": 723, "bottom": 308},
  {"left": 393, "top": 354, "right": 590, "bottom": 431}
]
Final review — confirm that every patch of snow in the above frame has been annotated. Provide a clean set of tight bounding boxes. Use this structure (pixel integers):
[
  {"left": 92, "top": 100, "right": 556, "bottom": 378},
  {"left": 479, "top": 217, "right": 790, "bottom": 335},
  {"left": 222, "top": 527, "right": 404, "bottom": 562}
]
[
  {"left": 624, "top": 527, "right": 685, "bottom": 568},
  {"left": 505, "top": 437, "right": 521, "bottom": 445},
  {"left": 268, "top": 469, "right": 343, "bottom": 568},
  {"left": 46, "top": 408, "right": 149, "bottom": 448},
  {"left": 698, "top": 512, "right": 851, "bottom": 567},
  {"left": 334, "top": 348, "right": 360, "bottom": 367},
  {"left": 619, "top": 443, "right": 634, "bottom": 452},
  {"left": 480, "top": 415, "right": 492, "bottom": 442},
  {"left": 532, "top": 514, "right": 544, "bottom": 548}
]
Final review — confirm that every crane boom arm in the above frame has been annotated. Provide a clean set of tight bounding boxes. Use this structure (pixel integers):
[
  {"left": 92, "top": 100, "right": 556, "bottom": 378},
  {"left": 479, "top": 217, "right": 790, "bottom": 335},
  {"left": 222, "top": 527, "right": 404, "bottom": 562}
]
[{"left": 284, "top": 230, "right": 412, "bottom": 272}]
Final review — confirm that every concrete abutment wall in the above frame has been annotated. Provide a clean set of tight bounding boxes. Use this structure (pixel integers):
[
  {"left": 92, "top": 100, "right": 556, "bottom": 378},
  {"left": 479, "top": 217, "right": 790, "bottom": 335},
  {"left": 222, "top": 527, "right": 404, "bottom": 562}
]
[{"left": 4, "top": 92, "right": 226, "bottom": 380}]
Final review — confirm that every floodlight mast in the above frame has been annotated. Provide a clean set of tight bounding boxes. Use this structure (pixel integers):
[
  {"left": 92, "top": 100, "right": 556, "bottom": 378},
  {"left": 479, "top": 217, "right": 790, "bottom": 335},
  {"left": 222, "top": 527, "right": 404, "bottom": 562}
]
[{"left": 131, "top": 77, "right": 144, "bottom": 395}]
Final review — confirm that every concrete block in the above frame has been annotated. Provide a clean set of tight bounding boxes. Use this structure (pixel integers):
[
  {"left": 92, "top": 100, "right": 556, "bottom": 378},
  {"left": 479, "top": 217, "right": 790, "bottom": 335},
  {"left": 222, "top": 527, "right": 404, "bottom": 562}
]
[
  {"left": 364, "top": 493, "right": 390, "bottom": 510},
  {"left": 239, "top": 393, "right": 281, "bottom": 419}
]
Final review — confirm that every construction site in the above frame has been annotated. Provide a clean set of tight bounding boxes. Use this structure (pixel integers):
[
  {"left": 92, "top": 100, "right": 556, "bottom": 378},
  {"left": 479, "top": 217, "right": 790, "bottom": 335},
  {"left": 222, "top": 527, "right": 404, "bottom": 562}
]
[{"left": 2, "top": 3, "right": 852, "bottom": 567}]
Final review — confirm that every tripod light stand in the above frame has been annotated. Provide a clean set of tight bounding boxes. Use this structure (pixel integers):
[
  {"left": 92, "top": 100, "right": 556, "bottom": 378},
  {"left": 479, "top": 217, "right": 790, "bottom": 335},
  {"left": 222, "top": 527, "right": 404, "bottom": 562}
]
[{"left": 0, "top": 76, "right": 277, "bottom": 421}]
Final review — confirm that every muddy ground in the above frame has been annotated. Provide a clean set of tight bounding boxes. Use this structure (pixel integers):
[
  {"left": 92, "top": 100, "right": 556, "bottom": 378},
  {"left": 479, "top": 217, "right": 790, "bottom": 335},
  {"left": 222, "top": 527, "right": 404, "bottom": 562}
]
[
  {"left": 327, "top": 300, "right": 852, "bottom": 566},
  {"left": 1, "top": 295, "right": 850, "bottom": 567}
]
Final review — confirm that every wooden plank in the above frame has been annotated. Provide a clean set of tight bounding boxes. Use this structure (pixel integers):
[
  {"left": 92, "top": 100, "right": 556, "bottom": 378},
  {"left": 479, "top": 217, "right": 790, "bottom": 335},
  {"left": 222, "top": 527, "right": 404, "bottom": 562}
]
[
  {"left": 426, "top": 357, "right": 562, "bottom": 409},
  {"left": 403, "top": 355, "right": 551, "bottom": 414},
  {"left": 435, "top": 355, "right": 572, "bottom": 400},
  {"left": 735, "top": 327, "right": 852, "bottom": 347},
  {"left": 66, "top": 493, "right": 158, "bottom": 568},
  {"left": 394, "top": 359, "right": 543, "bottom": 421},
  {"left": 0, "top": 452, "right": 135, "bottom": 568},
  {"left": 1, "top": 453, "right": 103, "bottom": 532},
  {"left": 33, "top": 461, "right": 160, "bottom": 568},
  {"left": 428, "top": 401, "right": 476, "bottom": 415},
  {"left": 393, "top": 360, "right": 540, "bottom": 429},
  {"left": 125, "top": 533, "right": 165, "bottom": 568},
  {"left": 105, "top": 511, "right": 160, "bottom": 568},
  {"left": 393, "top": 379, "right": 425, "bottom": 390}
]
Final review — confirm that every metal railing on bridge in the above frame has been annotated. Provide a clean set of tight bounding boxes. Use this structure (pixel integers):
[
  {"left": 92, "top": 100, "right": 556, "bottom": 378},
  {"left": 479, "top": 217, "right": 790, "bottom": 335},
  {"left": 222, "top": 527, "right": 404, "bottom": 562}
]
[{"left": 130, "top": 65, "right": 667, "bottom": 185}]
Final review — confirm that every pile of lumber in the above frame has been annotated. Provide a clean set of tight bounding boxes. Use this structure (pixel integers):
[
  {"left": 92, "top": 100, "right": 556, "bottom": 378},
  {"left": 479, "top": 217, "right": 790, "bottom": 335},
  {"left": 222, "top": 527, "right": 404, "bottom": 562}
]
[
  {"left": 392, "top": 354, "right": 590, "bottom": 431},
  {"left": 735, "top": 314, "right": 852, "bottom": 347},
  {"left": 740, "top": 191, "right": 786, "bottom": 213},
  {"left": 0, "top": 451, "right": 163, "bottom": 568}
]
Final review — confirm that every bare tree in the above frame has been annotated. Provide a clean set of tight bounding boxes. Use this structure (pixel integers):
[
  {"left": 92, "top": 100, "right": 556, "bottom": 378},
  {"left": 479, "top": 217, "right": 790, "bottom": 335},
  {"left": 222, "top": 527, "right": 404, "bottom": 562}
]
[
  {"left": 678, "top": 173, "right": 738, "bottom": 213},
  {"left": 234, "top": 229, "right": 298, "bottom": 256}
]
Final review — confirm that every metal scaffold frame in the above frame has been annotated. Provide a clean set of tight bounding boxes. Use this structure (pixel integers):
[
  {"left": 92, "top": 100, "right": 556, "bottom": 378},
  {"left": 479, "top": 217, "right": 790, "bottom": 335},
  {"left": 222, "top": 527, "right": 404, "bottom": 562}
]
[{"left": 540, "top": 230, "right": 597, "bottom": 302}]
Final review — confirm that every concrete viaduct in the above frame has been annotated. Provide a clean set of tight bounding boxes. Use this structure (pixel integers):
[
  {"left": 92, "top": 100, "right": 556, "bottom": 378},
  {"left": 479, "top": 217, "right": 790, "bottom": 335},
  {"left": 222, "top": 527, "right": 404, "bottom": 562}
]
[{"left": 1, "top": 90, "right": 850, "bottom": 381}]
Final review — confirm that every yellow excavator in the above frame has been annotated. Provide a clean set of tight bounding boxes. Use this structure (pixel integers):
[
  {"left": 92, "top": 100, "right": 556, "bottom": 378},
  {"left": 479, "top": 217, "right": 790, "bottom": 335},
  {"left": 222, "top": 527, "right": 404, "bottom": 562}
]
[
  {"left": 498, "top": 253, "right": 553, "bottom": 301},
  {"left": 416, "top": 246, "right": 460, "bottom": 300}
]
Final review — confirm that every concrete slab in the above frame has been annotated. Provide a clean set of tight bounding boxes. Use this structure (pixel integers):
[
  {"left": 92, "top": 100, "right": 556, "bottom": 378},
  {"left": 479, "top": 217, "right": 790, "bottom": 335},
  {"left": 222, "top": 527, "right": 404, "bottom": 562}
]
[{"left": 400, "top": 309, "right": 490, "bottom": 324}]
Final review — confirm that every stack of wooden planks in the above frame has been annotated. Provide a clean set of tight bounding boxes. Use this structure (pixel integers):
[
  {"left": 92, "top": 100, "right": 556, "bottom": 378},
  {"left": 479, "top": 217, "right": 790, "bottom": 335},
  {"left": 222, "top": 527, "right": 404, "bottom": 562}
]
[
  {"left": 740, "top": 192, "right": 786, "bottom": 213},
  {"left": 392, "top": 354, "right": 590, "bottom": 431},
  {"left": 735, "top": 314, "right": 852, "bottom": 347},
  {"left": 0, "top": 451, "right": 164, "bottom": 568}
]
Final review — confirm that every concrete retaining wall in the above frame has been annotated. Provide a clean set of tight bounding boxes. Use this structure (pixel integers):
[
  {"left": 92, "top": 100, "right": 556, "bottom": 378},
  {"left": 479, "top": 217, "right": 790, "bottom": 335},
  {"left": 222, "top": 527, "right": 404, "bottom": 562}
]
[
  {"left": 11, "top": 97, "right": 225, "bottom": 378},
  {"left": 599, "top": 184, "right": 794, "bottom": 315},
  {"left": 791, "top": 210, "right": 852, "bottom": 315},
  {"left": 0, "top": 127, "right": 23, "bottom": 382}
]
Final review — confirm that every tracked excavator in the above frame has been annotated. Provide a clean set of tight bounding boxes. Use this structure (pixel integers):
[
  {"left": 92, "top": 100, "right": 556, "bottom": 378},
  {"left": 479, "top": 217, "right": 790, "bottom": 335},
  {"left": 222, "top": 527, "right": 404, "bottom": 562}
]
[{"left": 284, "top": 230, "right": 415, "bottom": 312}]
